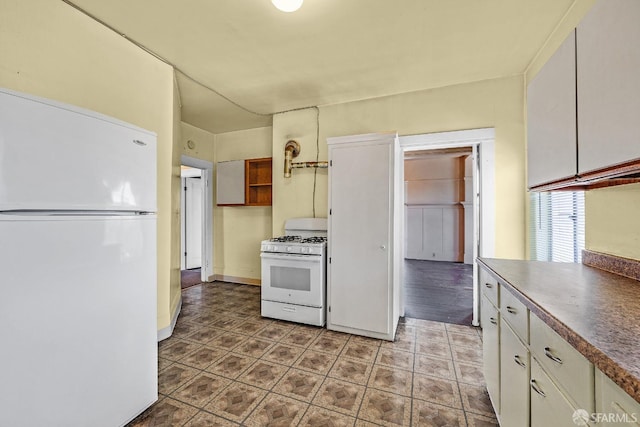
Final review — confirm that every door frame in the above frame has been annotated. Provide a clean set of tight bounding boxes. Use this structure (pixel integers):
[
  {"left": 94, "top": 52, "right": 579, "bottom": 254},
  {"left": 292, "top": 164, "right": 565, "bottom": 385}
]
[
  {"left": 398, "top": 128, "right": 495, "bottom": 326},
  {"left": 180, "top": 155, "right": 214, "bottom": 283}
]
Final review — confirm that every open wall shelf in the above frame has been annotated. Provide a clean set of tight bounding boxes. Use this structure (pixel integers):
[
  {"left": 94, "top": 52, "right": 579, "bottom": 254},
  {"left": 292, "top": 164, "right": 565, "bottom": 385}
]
[{"left": 245, "top": 157, "right": 272, "bottom": 206}]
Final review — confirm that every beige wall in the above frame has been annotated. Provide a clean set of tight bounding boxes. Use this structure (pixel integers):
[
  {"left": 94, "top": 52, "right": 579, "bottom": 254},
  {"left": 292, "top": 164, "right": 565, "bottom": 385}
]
[
  {"left": 273, "top": 76, "right": 527, "bottom": 258},
  {"left": 178, "top": 123, "right": 272, "bottom": 282},
  {"left": 404, "top": 156, "right": 465, "bottom": 205},
  {"left": 585, "top": 184, "right": 640, "bottom": 260},
  {"left": 215, "top": 127, "right": 273, "bottom": 280},
  {"left": 179, "top": 121, "right": 215, "bottom": 281},
  {"left": 525, "top": 0, "right": 597, "bottom": 83},
  {"left": 0, "top": 0, "right": 177, "bottom": 329},
  {"left": 272, "top": 108, "right": 325, "bottom": 233},
  {"left": 181, "top": 122, "right": 216, "bottom": 161}
]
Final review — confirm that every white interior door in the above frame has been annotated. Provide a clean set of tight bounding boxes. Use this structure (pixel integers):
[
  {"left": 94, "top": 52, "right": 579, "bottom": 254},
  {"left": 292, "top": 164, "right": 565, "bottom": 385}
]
[
  {"left": 185, "top": 177, "right": 203, "bottom": 269},
  {"left": 329, "top": 142, "right": 392, "bottom": 335}
]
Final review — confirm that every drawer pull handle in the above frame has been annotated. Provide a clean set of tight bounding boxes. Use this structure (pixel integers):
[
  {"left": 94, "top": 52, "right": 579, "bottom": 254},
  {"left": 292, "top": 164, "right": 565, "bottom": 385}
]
[
  {"left": 530, "top": 379, "right": 546, "bottom": 397},
  {"left": 489, "top": 317, "right": 497, "bottom": 325},
  {"left": 514, "top": 355, "right": 526, "bottom": 368},
  {"left": 506, "top": 306, "right": 517, "bottom": 314},
  {"left": 544, "top": 347, "right": 563, "bottom": 365},
  {"left": 485, "top": 283, "right": 493, "bottom": 289}
]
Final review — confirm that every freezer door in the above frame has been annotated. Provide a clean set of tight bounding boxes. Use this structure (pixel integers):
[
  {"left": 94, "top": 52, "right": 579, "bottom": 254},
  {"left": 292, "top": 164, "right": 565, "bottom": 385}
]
[
  {"left": 0, "top": 89, "right": 156, "bottom": 212},
  {"left": 0, "top": 214, "right": 157, "bottom": 427}
]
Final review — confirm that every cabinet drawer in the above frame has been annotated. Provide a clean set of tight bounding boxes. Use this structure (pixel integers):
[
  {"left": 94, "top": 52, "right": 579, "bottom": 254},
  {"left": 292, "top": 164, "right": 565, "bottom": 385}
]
[
  {"left": 480, "top": 268, "right": 499, "bottom": 307},
  {"left": 500, "top": 288, "right": 529, "bottom": 343},
  {"left": 530, "top": 314, "right": 594, "bottom": 412},
  {"left": 531, "top": 358, "right": 589, "bottom": 427},
  {"left": 596, "top": 370, "right": 640, "bottom": 427}
]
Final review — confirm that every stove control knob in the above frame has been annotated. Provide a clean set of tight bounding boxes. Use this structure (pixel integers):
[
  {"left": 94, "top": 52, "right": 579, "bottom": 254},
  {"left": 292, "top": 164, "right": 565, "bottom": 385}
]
[
  {"left": 287, "top": 246, "right": 292, "bottom": 252},
  {"left": 301, "top": 247, "right": 309, "bottom": 254},
  {"left": 269, "top": 245, "right": 275, "bottom": 252}
]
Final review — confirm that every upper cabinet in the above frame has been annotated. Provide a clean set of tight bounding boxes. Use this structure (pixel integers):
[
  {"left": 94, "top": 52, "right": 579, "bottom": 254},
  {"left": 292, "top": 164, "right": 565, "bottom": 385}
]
[
  {"left": 216, "top": 160, "right": 245, "bottom": 206},
  {"left": 527, "top": 30, "right": 577, "bottom": 189},
  {"left": 216, "top": 158, "right": 272, "bottom": 206},
  {"left": 527, "top": 0, "right": 640, "bottom": 190},
  {"left": 576, "top": 0, "right": 640, "bottom": 175}
]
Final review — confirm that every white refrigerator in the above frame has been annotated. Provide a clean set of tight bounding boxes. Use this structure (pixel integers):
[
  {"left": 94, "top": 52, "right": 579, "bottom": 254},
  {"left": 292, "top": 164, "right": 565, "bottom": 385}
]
[{"left": 0, "top": 89, "right": 158, "bottom": 427}]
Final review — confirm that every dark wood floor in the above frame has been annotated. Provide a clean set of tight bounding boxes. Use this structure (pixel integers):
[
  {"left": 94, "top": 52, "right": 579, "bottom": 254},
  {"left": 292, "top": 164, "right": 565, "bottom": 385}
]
[
  {"left": 403, "top": 259, "right": 473, "bottom": 325},
  {"left": 181, "top": 268, "right": 202, "bottom": 289}
]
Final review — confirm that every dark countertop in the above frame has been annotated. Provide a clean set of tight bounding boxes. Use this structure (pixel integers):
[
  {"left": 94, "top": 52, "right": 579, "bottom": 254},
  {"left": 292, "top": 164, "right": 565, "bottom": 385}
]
[{"left": 478, "top": 258, "right": 640, "bottom": 403}]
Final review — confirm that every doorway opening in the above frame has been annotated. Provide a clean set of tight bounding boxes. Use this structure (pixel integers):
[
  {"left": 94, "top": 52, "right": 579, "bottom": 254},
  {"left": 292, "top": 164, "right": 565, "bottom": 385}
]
[
  {"left": 181, "top": 166, "right": 203, "bottom": 288},
  {"left": 180, "top": 155, "right": 214, "bottom": 287},
  {"left": 403, "top": 147, "right": 474, "bottom": 324},
  {"left": 398, "top": 128, "right": 495, "bottom": 326}
]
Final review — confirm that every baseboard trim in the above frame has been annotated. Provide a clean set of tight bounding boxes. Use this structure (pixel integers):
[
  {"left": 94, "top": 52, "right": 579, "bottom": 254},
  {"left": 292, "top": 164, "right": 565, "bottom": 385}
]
[
  {"left": 213, "top": 274, "right": 261, "bottom": 286},
  {"left": 157, "top": 296, "right": 182, "bottom": 342}
]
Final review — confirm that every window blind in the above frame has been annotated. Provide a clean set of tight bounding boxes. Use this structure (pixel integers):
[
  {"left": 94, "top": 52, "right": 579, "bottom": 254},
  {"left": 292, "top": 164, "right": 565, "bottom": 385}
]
[{"left": 529, "top": 191, "right": 585, "bottom": 263}]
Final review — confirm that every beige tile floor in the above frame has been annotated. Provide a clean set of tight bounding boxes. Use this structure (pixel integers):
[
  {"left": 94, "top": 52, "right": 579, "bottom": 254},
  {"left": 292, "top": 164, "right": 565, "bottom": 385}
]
[{"left": 128, "top": 281, "right": 498, "bottom": 427}]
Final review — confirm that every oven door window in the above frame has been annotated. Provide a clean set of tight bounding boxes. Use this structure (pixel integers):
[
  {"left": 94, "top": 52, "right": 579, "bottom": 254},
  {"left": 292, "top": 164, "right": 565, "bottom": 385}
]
[
  {"left": 261, "top": 253, "right": 324, "bottom": 307},
  {"left": 271, "top": 266, "right": 311, "bottom": 292}
]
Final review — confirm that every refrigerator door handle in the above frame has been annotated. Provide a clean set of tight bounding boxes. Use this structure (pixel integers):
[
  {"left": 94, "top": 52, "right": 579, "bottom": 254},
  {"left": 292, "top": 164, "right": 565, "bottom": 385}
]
[{"left": 0, "top": 210, "right": 155, "bottom": 217}]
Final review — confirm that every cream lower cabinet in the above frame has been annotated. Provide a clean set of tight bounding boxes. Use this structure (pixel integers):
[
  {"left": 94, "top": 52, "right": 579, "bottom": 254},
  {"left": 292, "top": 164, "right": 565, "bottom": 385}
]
[
  {"left": 529, "top": 313, "right": 594, "bottom": 413},
  {"left": 500, "top": 318, "right": 530, "bottom": 427},
  {"left": 480, "top": 265, "right": 640, "bottom": 427},
  {"left": 596, "top": 370, "right": 640, "bottom": 426},
  {"left": 530, "top": 358, "right": 585, "bottom": 427},
  {"left": 481, "top": 295, "right": 500, "bottom": 415}
]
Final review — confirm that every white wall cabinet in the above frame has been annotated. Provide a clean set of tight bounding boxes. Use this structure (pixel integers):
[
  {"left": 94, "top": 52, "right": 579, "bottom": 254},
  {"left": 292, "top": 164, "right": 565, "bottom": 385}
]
[
  {"left": 527, "top": 30, "right": 577, "bottom": 189},
  {"left": 405, "top": 205, "right": 462, "bottom": 261},
  {"left": 327, "top": 133, "right": 401, "bottom": 341},
  {"left": 526, "top": 0, "right": 640, "bottom": 190},
  {"left": 576, "top": 0, "right": 640, "bottom": 175},
  {"left": 216, "top": 159, "right": 245, "bottom": 205}
]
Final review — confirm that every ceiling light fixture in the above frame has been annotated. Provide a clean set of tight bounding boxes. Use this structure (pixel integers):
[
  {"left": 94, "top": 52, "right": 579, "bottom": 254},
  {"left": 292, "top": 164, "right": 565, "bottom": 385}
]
[{"left": 272, "top": 0, "right": 303, "bottom": 13}]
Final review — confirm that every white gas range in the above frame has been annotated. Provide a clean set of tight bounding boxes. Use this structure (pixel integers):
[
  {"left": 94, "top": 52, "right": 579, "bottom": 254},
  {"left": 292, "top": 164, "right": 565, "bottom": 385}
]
[{"left": 260, "top": 218, "right": 327, "bottom": 326}]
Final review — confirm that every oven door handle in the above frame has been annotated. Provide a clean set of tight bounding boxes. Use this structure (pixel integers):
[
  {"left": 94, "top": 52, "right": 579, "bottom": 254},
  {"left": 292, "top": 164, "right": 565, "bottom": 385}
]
[{"left": 260, "top": 253, "right": 323, "bottom": 262}]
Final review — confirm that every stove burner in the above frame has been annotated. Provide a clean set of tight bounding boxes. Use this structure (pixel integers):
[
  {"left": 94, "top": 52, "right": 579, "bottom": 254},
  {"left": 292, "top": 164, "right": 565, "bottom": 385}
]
[
  {"left": 300, "top": 236, "right": 327, "bottom": 244},
  {"left": 270, "top": 235, "right": 301, "bottom": 242}
]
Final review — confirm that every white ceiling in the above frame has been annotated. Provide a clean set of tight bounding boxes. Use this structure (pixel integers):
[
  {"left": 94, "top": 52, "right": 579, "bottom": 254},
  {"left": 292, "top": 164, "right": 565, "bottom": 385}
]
[{"left": 68, "top": 0, "right": 575, "bottom": 134}]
